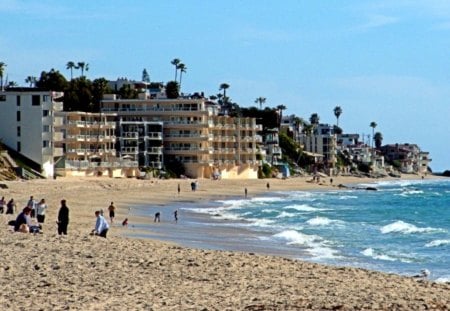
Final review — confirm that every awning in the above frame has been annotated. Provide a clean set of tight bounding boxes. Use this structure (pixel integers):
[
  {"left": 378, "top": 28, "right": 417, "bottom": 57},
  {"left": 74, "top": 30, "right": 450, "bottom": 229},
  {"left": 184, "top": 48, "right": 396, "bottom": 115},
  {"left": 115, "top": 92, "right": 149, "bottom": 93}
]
[{"left": 303, "top": 151, "right": 324, "bottom": 157}]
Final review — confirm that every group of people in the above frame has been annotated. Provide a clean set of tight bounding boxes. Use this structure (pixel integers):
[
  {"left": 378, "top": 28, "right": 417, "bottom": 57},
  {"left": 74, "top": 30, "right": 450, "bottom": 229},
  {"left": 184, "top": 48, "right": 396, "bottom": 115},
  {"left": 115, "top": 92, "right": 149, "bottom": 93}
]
[{"left": 2, "top": 195, "right": 113, "bottom": 238}]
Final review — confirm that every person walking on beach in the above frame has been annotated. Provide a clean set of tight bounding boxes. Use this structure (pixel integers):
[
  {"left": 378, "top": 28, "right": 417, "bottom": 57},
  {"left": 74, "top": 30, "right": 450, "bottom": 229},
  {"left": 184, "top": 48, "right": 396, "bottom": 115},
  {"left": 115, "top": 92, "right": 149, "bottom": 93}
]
[
  {"left": 154, "top": 212, "right": 161, "bottom": 222},
  {"left": 177, "top": 183, "right": 181, "bottom": 195},
  {"left": 92, "top": 210, "right": 109, "bottom": 238},
  {"left": 266, "top": 182, "right": 270, "bottom": 190},
  {"left": 57, "top": 199, "right": 69, "bottom": 235},
  {"left": 174, "top": 210, "right": 178, "bottom": 223},
  {"left": 245, "top": 188, "right": 248, "bottom": 198},
  {"left": 36, "top": 198, "right": 48, "bottom": 224},
  {"left": 108, "top": 202, "right": 116, "bottom": 223}
]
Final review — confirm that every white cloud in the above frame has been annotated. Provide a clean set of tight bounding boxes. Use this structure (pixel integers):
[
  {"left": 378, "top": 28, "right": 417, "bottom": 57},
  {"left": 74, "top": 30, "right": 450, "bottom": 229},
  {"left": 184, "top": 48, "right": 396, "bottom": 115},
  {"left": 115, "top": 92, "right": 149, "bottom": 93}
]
[{"left": 358, "top": 14, "right": 399, "bottom": 30}]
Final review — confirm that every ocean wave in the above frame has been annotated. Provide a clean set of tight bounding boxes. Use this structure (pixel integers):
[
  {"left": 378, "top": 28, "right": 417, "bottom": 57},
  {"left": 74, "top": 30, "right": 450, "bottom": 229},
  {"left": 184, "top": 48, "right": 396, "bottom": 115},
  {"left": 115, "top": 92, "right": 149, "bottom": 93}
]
[
  {"left": 306, "top": 216, "right": 343, "bottom": 226},
  {"left": 361, "top": 248, "right": 414, "bottom": 263},
  {"left": 435, "top": 277, "right": 450, "bottom": 283},
  {"left": 246, "top": 218, "right": 275, "bottom": 228},
  {"left": 283, "top": 204, "right": 326, "bottom": 212},
  {"left": 338, "top": 195, "right": 358, "bottom": 200},
  {"left": 425, "top": 239, "right": 450, "bottom": 247},
  {"left": 273, "top": 230, "right": 339, "bottom": 259},
  {"left": 275, "top": 211, "right": 297, "bottom": 218},
  {"left": 380, "top": 221, "right": 443, "bottom": 234},
  {"left": 361, "top": 248, "right": 396, "bottom": 261}
]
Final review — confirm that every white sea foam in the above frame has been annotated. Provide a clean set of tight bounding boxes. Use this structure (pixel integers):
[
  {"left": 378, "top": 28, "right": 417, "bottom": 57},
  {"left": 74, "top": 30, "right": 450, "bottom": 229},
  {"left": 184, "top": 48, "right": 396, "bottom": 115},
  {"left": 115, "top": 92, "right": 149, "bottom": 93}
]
[
  {"left": 338, "top": 195, "right": 358, "bottom": 200},
  {"left": 275, "top": 211, "right": 297, "bottom": 218},
  {"left": 362, "top": 248, "right": 396, "bottom": 261},
  {"left": 261, "top": 209, "right": 277, "bottom": 213},
  {"left": 283, "top": 204, "right": 325, "bottom": 212},
  {"left": 246, "top": 218, "right": 275, "bottom": 228},
  {"left": 425, "top": 239, "right": 450, "bottom": 248},
  {"left": 380, "top": 221, "right": 442, "bottom": 234},
  {"left": 306, "top": 216, "right": 342, "bottom": 226},
  {"left": 435, "top": 277, "right": 450, "bottom": 283},
  {"left": 273, "top": 230, "right": 339, "bottom": 259}
]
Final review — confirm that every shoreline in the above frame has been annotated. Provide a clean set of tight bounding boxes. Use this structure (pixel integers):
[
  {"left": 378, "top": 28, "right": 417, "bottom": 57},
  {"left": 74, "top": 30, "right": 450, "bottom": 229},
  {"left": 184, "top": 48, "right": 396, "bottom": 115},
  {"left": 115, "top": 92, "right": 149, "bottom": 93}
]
[{"left": 1, "top": 175, "right": 449, "bottom": 310}]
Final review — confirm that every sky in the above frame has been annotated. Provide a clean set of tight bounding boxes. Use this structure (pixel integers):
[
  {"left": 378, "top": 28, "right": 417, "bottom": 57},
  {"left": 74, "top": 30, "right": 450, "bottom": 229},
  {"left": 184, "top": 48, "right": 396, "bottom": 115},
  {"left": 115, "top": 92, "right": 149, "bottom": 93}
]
[{"left": 1, "top": 0, "right": 449, "bottom": 172}]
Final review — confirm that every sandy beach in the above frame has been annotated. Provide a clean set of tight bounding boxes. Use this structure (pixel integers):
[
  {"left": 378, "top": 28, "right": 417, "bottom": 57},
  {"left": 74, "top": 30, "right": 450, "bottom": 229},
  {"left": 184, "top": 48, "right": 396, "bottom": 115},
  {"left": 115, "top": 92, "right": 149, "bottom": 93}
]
[{"left": 1, "top": 175, "right": 449, "bottom": 310}]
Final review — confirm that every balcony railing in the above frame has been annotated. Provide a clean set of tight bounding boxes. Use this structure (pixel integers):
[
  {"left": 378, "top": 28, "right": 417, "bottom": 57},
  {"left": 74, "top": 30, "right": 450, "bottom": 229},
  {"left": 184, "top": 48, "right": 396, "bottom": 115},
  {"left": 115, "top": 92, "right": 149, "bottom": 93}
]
[{"left": 64, "top": 160, "right": 138, "bottom": 169}]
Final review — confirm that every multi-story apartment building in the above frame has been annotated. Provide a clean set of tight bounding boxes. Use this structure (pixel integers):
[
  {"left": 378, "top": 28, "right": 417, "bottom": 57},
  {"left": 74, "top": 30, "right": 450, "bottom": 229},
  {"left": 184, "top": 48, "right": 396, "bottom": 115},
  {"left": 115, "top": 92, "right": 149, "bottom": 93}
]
[
  {"left": 101, "top": 94, "right": 262, "bottom": 179},
  {"left": 0, "top": 88, "right": 64, "bottom": 178},
  {"left": 299, "top": 123, "right": 337, "bottom": 169},
  {"left": 54, "top": 111, "right": 139, "bottom": 177}
]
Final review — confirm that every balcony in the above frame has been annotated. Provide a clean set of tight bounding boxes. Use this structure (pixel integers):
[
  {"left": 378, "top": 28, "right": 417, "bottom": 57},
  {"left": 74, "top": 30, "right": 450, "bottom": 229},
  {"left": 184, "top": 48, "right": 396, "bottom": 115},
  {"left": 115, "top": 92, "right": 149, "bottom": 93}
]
[
  {"left": 120, "top": 132, "right": 139, "bottom": 139},
  {"left": 164, "top": 147, "right": 214, "bottom": 155},
  {"left": 66, "top": 148, "right": 116, "bottom": 156},
  {"left": 164, "top": 133, "right": 213, "bottom": 141},
  {"left": 146, "top": 147, "right": 163, "bottom": 154},
  {"left": 146, "top": 132, "right": 163, "bottom": 140},
  {"left": 121, "top": 147, "right": 138, "bottom": 154}
]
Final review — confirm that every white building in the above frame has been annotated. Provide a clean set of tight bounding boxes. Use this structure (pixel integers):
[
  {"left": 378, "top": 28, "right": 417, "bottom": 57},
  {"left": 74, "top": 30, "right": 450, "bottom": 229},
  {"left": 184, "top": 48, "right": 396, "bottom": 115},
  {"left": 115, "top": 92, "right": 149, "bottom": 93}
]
[
  {"left": 0, "top": 88, "right": 64, "bottom": 178},
  {"left": 299, "top": 124, "right": 337, "bottom": 168}
]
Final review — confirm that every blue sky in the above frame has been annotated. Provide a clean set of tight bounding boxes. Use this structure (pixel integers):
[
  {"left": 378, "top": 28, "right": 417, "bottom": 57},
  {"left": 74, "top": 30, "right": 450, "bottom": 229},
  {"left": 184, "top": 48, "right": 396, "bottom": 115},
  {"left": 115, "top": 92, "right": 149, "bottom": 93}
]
[{"left": 1, "top": 0, "right": 449, "bottom": 171}]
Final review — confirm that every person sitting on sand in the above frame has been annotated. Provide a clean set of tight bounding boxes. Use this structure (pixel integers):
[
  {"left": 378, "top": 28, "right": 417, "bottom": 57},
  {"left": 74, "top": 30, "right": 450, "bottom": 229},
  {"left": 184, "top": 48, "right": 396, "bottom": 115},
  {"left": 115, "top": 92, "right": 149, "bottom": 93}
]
[
  {"left": 91, "top": 210, "right": 109, "bottom": 238},
  {"left": 14, "top": 207, "right": 32, "bottom": 232},
  {"left": 122, "top": 218, "right": 128, "bottom": 227}
]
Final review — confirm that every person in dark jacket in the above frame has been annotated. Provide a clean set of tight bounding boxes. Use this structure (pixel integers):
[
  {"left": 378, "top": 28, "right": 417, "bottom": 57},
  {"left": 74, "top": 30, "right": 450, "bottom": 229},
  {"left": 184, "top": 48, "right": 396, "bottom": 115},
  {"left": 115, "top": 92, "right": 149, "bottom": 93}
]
[
  {"left": 57, "top": 199, "right": 69, "bottom": 235},
  {"left": 14, "top": 207, "right": 32, "bottom": 232}
]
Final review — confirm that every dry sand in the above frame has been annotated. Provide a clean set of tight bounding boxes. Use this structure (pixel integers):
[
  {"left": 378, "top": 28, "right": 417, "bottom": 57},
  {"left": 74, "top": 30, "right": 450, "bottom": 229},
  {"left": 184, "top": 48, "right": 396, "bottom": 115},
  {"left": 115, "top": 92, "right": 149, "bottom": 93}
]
[{"left": 0, "top": 176, "right": 449, "bottom": 310}]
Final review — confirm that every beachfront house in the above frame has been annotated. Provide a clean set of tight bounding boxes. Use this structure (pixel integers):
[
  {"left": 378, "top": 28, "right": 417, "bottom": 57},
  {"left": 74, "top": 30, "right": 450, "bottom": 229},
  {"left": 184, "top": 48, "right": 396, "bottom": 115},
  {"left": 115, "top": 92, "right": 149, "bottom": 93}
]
[
  {"left": 0, "top": 88, "right": 64, "bottom": 178},
  {"left": 380, "top": 143, "right": 431, "bottom": 174},
  {"left": 101, "top": 93, "right": 263, "bottom": 179}
]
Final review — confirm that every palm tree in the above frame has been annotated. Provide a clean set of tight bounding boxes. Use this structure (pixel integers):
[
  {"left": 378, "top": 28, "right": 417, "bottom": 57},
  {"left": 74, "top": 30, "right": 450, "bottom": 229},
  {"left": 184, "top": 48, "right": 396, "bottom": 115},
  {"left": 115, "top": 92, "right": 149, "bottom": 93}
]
[
  {"left": 25, "top": 76, "right": 37, "bottom": 87},
  {"left": 333, "top": 106, "right": 343, "bottom": 127},
  {"left": 370, "top": 121, "right": 377, "bottom": 148},
  {"left": 254, "top": 97, "right": 266, "bottom": 110},
  {"left": 0, "top": 62, "right": 6, "bottom": 91},
  {"left": 177, "top": 63, "right": 187, "bottom": 87},
  {"left": 374, "top": 132, "right": 383, "bottom": 150},
  {"left": 66, "top": 61, "right": 76, "bottom": 80},
  {"left": 77, "top": 62, "right": 89, "bottom": 77},
  {"left": 219, "top": 83, "right": 230, "bottom": 99},
  {"left": 171, "top": 58, "right": 181, "bottom": 81}
]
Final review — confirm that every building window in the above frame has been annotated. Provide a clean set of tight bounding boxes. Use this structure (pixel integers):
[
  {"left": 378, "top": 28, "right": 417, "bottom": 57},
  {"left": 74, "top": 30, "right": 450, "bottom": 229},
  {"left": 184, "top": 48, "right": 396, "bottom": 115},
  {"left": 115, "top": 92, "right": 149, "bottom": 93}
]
[
  {"left": 17, "top": 126, "right": 21, "bottom": 137},
  {"left": 16, "top": 95, "right": 21, "bottom": 106},
  {"left": 17, "top": 142, "right": 21, "bottom": 152},
  {"left": 0, "top": 95, "right": 6, "bottom": 101},
  {"left": 43, "top": 95, "right": 50, "bottom": 102},
  {"left": 43, "top": 125, "right": 50, "bottom": 132},
  {"left": 32, "top": 95, "right": 40, "bottom": 106},
  {"left": 16, "top": 111, "right": 21, "bottom": 122},
  {"left": 43, "top": 140, "right": 49, "bottom": 148}
]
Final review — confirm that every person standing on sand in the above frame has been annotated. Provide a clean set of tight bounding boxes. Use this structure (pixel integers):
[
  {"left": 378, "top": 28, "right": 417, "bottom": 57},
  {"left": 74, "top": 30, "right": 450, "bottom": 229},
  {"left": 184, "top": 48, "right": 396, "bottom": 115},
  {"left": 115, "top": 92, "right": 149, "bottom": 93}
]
[
  {"left": 36, "top": 198, "right": 48, "bottom": 224},
  {"left": 27, "top": 196, "right": 37, "bottom": 219},
  {"left": 177, "top": 183, "right": 181, "bottom": 195},
  {"left": 154, "top": 212, "right": 161, "bottom": 222},
  {"left": 0, "top": 196, "right": 6, "bottom": 214},
  {"left": 266, "top": 182, "right": 270, "bottom": 190},
  {"left": 174, "top": 210, "right": 178, "bottom": 223},
  {"left": 92, "top": 210, "right": 109, "bottom": 238},
  {"left": 6, "top": 198, "right": 16, "bottom": 215},
  {"left": 245, "top": 188, "right": 248, "bottom": 198},
  {"left": 108, "top": 202, "right": 116, "bottom": 223},
  {"left": 57, "top": 199, "right": 69, "bottom": 235}
]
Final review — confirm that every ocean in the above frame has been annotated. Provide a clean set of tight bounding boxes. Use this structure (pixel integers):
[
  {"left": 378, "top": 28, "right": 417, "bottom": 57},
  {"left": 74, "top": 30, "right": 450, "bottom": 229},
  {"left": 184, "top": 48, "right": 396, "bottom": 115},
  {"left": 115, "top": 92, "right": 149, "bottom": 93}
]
[{"left": 131, "top": 178, "right": 450, "bottom": 282}]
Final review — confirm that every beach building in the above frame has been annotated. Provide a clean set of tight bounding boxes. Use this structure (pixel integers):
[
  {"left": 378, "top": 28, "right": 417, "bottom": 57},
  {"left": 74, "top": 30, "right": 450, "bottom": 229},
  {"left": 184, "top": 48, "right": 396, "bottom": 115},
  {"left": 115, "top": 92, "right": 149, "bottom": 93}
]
[
  {"left": 380, "top": 143, "right": 431, "bottom": 174},
  {"left": 0, "top": 88, "right": 64, "bottom": 178},
  {"left": 53, "top": 111, "right": 139, "bottom": 178},
  {"left": 101, "top": 94, "right": 262, "bottom": 179},
  {"left": 299, "top": 123, "right": 337, "bottom": 171}
]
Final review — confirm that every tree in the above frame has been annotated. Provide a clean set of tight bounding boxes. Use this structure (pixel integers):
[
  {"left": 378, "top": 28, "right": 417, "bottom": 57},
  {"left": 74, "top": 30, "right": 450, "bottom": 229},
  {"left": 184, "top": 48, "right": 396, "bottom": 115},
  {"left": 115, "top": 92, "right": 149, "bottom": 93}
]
[
  {"left": 171, "top": 58, "right": 181, "bottom": 81},
  {"left": 64, "top": 78, "right": 93, "bottom": 111},
  {"left": 77, "top": 62, "right": 89, "bottom": 77},
  {"left": 6, "top": 81, "right": 18, "bottom": 88},
  {"left": 177, "top": 63, "right": 186, "bottom": 89},
  {"left": 370, "top": 121, "right": 377, "bottom": 148},
  {"left": 219, "top": 83, "right": 229, "bottom": 99},
  {"left": 25, "top": 76, "right": 37, "bottom": 87},
  {"left": 92, "top": 78, "right": 110, "bottom": 112},
  {"left": 309, "top": 113, "right": 320, "bottom": 126},
  {"left": 374, "top": 132, "right": 383, "bottom": 150},
  {"left": 333, "top": 106, "right": 342, "bottom": 127},
  {"left": 66, "top": 61, "right": 77, "bottom": 80},
  {"left": 142, "top": 68, "right": 150, "bottom": 82},
  {"left": 166, "top": 81, "right": 180, "bottom": 99},
  {"left": 254, "top": 97, "right": 266, "bottom": 110},
  {"left": 0, "top": 62, "right": 6, "bottom": 90},
  {"left": 36, "top": 69, "right": 68, "bottom": 91}
]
